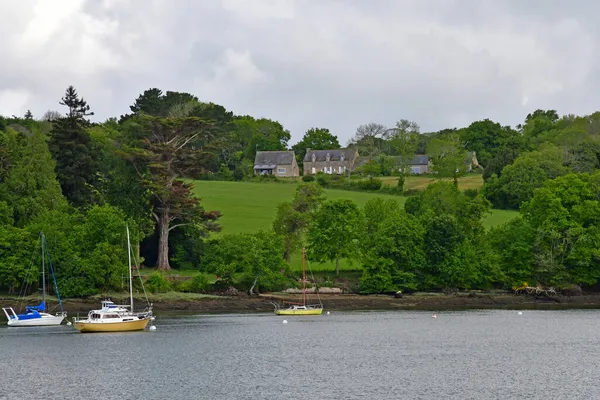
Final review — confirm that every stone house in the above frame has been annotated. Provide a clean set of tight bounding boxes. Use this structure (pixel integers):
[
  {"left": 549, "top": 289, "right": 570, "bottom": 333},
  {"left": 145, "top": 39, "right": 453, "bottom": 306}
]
[
  {"left": 303, "top": 148, "right": 359, "bottom": 175},
  {"left": 253, "top": 151, "right": 299, "bottom": 177},
  {"left": 408, "top": 155, "right": 430, "bottom": 174}
]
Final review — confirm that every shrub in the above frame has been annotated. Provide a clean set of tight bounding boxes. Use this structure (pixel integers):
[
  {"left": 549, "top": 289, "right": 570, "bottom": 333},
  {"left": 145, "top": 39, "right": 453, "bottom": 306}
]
[
  {"left": 145, "top": 271, "right": 171, "bottom": 293},
  {"left": 233, "top": 166, "right": 245, "bottom": 181},
  {"left": 190, "top": 273, "right": 209, "bottom": 293},
  {"left": 315, "top": 172, "right": 329, "bottom": 187},
  {"left": 302, "top": 175, "right": 315, "bottom": 182}
]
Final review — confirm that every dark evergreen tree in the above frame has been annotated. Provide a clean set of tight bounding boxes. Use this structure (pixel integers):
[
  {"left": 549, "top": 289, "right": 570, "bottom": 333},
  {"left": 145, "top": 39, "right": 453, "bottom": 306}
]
[{"left": 48, "top": 86, "right": 99, "bottom": 207}]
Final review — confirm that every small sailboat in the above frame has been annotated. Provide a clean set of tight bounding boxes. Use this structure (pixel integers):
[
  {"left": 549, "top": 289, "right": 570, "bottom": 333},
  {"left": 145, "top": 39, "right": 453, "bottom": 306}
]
[
  {"left": 2, "top": 232, "right": 66, "bottom": 326},
  {"left": 273, "top": 248, "right": 323, "bottom": 316},
  {"left": 72, "top": 225, "right": 153, "bottom": 333}
]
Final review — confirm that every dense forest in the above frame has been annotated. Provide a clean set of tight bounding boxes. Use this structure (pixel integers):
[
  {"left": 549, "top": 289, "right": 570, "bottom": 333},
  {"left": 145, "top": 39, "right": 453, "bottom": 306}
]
[{"left": 2, "top": 86, "right": 600, "bottom": 297}]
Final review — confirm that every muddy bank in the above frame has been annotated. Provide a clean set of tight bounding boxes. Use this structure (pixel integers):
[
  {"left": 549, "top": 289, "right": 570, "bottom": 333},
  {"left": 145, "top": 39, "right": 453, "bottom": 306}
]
[{"left": 4, "top": 292, "right": 600, "bottom": 316}]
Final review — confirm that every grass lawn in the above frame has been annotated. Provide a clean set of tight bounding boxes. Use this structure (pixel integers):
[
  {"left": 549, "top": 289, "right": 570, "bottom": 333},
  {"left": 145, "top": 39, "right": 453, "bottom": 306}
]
[
  {"left": 192, "top": 180, "right": 517, "bottom": 236},
  {"left": 193, "top": 181, "right": 406, "bottom": 235}
]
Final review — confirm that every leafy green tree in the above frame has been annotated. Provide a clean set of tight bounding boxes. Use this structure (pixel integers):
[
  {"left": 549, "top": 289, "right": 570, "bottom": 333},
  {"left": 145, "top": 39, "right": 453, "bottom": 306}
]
[
  {"left": 521, "top": 172, "right": 600, "bottom": 287},
  {"left": 0, "top": 225, "right": 37, "bottom": 293},
  {"left": 272, "top": 183, "right": 325, "bottom": 261},
  {"left": 233, "top": 115, "right": 291, "bottom": 161},
  {"left": 291, "top": 127, "right": 341, "bottom": 170},
  {"left": 0, "top": 127, "right": 67, "bottom": 226},
  {"left": 48, "top": 86, "right": 100, "bottom": 207},
  {"left": 360, "top": 198, "right": 424, "bottom": 293},
  {"left": 120, "top": 115, "right": 221, "bottom": 269},
  {"left": 483, "top": 144, "right": 569, "bottom": 209},
  {"left": 426, "top": 134, "right": 469, "bottom": 186},
  {"left": 202, "top": 231, "right": 288, "bottom": 293},
  {"left": 307, "top": 199, "right": 364, "bottom": 275},
  {"left": 387, "top": 120, "right": 420, "bottom": 190},
  {"left": 459, "top": 119, "right": 518, "bottom": 168},
  {"left": 488, "top": 217, "right": 535, "bottom": 288}
]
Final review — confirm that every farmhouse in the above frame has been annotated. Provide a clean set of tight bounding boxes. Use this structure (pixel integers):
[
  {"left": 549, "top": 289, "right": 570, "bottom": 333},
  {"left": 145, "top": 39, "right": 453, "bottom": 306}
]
[
  {"left": 253, "top": 151, "right": 300, "bottom": 177},
  {"left": 303, "top": 148, "right": 359, "bottom": 175}
]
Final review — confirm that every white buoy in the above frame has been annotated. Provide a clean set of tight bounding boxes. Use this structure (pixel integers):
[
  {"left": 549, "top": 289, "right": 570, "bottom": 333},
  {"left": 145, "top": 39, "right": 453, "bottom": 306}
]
[
  {"left": 149, "top": 325, "right": 157, "bottom": 331},
  {"left": 151, "top": 316, "right": 156, "bottom": 321},
  {"left": 66, "top": 321, "right": 72, "bottom": 326},
  {"left": 518, "top": 311, "right": 523, "bottom": 315},
  {"left": 282, "top": 320, "right": 288, "bottom": 324},
  {"left": 432, "top": 313, "right": 437, "bottom": 319},
  {"left": 326, "top": 311, "right": 330, "bottom": 315}
]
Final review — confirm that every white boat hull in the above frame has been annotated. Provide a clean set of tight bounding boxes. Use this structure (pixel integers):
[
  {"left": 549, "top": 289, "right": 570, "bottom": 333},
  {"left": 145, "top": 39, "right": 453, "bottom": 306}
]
[{"left": 7, "top": 314, "right": 65, "bottom": 327}]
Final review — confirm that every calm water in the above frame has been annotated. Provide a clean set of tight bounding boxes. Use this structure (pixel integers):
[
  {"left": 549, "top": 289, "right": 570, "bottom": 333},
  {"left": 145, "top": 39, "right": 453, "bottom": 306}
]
[{"left": 1, "top": 310, "right": 600, "bottom": 399}]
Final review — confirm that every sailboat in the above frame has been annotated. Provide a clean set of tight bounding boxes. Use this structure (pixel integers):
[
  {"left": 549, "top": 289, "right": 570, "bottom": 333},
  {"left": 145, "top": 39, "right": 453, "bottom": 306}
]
[
  {"left": 2, "top": 232, "right": 66, "bottom": 326},
  {"left": 72, "top": 225, "right": 153, "bottom": 333},
  {"left": 274, "top": 248, "right": 323, "bottom": 315}
]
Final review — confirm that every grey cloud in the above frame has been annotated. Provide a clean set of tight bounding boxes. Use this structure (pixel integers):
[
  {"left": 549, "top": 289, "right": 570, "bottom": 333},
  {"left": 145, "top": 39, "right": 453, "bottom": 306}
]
[{"left": 0, "top": 0, "right": 599, "bottom": 144}]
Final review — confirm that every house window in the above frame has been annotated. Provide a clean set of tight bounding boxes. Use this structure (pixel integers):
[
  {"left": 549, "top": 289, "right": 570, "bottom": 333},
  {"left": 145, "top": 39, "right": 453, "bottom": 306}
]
[
  {"left": 410, "top": 166, "right": 421, "bottom": 174},
  {"left": 326, "top": 153, "right": 331, "bottom": 162},
  {"left": 277, "top": 168, "right": 286, "bottom": 175},
  {"left": 311, "top": 154, "right": 316, "bottom": 163},
  {"left": 311, "top": 167, "right": 316, "bottom": 174},
  {"left": 338, "top": 166, "right": 343, "bottom": 174},
  {"left": 340, "top": 154, "right": 345, "bottom": 162}
]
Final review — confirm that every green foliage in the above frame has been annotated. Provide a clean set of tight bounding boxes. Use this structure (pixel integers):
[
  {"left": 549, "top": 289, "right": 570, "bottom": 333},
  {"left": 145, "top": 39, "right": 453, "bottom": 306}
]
[
  {"left": 48, "top": 86, "right": 100, "bottom": 207},
  {"left": 483, "top": 144, "right": 569, "bottom": 209},
  {"left": 0, "top": 127, "right": 67, "bottom": 226},
  {"left": 291, "top": 127, "right": 340, "bottom": 170},
  {"left": 0, "top": 225, "right": 37, "bottom": 293},
  {"left": 521, "top": 172, "right": 600, "bottom": 286},
  {"left": 302, "top": 175, "right": 315, "bottom": 182},
  {"left": 190, "top": 273, "right": 209, "bottom": 293},
  {"left": 145, "top": 271, "right": 172, "bottom": 293},
  {"left": 202, "top": 230, "right": 288, "bottom": 293},
  {"left": 307, "top": 199, "right": 364, "bottom": 274}
]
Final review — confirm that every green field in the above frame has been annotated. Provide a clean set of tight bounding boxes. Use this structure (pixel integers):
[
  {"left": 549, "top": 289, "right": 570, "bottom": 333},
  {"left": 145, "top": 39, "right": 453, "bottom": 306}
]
[{"left": 192, "top": 179, "right": 518, "bottom": 232}]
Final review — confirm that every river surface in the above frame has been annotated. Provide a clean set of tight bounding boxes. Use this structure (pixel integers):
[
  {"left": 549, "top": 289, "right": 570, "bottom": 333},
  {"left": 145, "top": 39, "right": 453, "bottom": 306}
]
[{"left": 1, "top": 309, "right": 600, "bottom": 399}]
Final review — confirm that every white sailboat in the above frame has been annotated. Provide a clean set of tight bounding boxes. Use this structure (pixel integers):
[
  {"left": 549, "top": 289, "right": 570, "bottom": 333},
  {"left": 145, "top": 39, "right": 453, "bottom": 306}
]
[
  {"left": 2, "top": 232, "right": 66, "bottom": 326},
  {"left": 72, "top": 225, "right": 154, "bottom": 333}
]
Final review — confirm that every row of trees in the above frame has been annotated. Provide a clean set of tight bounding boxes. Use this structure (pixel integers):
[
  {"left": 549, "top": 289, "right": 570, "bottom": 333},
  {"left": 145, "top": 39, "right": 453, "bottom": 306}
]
[{"left": 201, "top": 173, "right": 600, "bottom": 294}]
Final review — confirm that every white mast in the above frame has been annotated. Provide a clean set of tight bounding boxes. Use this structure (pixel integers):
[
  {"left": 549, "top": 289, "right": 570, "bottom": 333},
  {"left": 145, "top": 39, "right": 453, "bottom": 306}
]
[
  {"left": 126, "top": 225, "right": 133, "bottom": 311},
  {"left": 41, "top": 232, "right": 46, "bottom": 308}
]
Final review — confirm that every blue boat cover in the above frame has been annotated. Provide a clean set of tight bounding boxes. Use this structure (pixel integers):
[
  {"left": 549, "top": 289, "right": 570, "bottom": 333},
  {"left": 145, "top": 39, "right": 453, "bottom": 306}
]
[{"left": 25, "top": 301, "right": 45, "bottom": 313}]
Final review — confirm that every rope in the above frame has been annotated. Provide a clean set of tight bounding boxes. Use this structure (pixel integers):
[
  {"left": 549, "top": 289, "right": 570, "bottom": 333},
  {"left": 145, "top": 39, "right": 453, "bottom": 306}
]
[
  {"left": 44, "top": 236, "right": 65, "bottom": 314},
  {"left": 129, "top": 230, "right": 151, "bottom": 309},
  {"left": 305, "top": 255, "right": 322, "bottom": 307},
  {"left": 16, "top": 235, "right": 39, "bottom": 313}
]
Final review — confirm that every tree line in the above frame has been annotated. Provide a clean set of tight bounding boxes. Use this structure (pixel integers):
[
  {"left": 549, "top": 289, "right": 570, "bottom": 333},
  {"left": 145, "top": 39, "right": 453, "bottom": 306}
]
[{"left": 1, "top": 85, "right": 600, "bottom": 296}]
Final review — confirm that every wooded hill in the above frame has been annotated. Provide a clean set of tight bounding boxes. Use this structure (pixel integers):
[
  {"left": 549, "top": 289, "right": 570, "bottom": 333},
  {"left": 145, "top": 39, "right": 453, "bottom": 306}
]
[{"left": 1, "top": 87, "right": 599, "bottom": 296}]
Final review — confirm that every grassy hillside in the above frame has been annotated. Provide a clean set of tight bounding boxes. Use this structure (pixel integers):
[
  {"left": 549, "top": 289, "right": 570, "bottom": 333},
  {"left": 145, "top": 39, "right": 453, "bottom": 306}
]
[{"left": 192, "top": 179, "right": 518, "bottom": 235}]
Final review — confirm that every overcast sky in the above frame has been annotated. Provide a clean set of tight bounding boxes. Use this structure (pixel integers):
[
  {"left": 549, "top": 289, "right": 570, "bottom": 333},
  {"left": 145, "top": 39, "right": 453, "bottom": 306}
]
[{"left": 1, "top": 0, "right": 598, "bottom": 144}]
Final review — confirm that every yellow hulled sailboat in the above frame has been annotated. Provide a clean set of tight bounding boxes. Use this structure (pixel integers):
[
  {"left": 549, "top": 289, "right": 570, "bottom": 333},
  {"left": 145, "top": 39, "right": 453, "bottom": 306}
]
[
  {"left": 274, "top": 248, "right": 323, "bottom": 316},
  {"left": 72, "top": 226, "right": 154, "bottom": 333}
]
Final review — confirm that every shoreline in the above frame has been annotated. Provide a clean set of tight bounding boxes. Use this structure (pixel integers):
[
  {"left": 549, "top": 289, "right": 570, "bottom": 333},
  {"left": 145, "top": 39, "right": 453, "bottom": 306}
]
[{"left": 4, "top": 292, "right": 600, "bottom": 316}]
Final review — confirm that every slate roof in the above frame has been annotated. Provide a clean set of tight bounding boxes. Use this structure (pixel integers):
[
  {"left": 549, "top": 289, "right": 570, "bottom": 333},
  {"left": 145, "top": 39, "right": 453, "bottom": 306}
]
[
  {"left": 411, "top": 155, "right": 429, "bottom": 165},
  {"left": 304, "top": 148, "right": 356, "bottom": 162},
  {"left": 254, "top": 151, "right": 295, "bottom": 166}
]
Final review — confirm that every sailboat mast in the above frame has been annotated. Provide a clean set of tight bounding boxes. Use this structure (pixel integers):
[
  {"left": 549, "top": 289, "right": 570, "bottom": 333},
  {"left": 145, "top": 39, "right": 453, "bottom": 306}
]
[
  {"left": 302, "top": 247, "right": 307, "bottom": 306},
  {"left": 41, "top": 232, "right": 46, "bottom": 307},
  {"left": 127, "top": 225, "right": 133, "bottom": 311}
]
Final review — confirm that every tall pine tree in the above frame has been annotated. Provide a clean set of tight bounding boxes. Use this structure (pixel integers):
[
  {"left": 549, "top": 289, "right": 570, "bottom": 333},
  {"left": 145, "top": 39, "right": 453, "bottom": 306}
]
[{"left": 48, "top": 86, "right": 99, "bottom": 207}]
